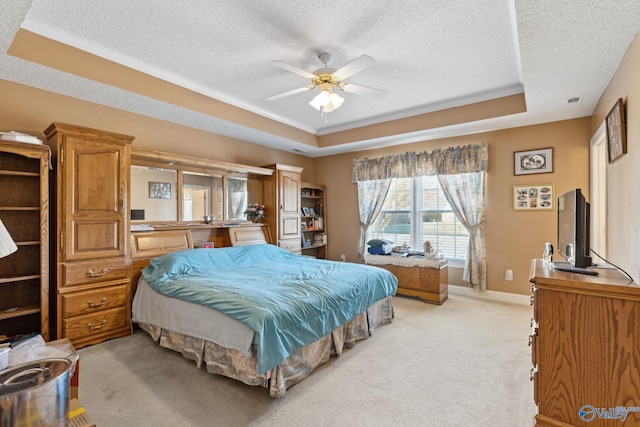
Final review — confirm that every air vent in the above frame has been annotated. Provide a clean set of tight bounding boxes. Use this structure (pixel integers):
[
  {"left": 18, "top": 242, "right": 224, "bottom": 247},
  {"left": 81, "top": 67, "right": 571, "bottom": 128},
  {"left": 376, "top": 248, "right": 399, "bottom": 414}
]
[{"left": 567, "top": 95, "right": 584, "bottom": 105}]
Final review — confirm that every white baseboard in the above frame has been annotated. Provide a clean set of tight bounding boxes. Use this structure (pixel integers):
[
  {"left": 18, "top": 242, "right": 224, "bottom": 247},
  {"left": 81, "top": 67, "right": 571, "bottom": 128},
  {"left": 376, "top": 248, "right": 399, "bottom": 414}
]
[{"left": 448, "top": 285, "right": 530, "bottom": 306}]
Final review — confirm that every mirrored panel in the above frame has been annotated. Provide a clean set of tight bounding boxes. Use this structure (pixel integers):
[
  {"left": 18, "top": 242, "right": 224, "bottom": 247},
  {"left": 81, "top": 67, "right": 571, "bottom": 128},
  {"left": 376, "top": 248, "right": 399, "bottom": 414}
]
[
  {"left": 131, "top": 165, "right": 177, "bottom": 221},
  {"left": 182, "top": 172, "right": 223, "bottom": 221},
  {"left": 226, "top": 176, "right": 248, "bottom": 220}
]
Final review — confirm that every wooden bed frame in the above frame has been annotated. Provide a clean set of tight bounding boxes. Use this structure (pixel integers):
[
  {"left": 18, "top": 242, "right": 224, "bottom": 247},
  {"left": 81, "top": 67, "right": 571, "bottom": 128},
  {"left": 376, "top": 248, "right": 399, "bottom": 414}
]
[{"left": 129, "top": 226, "right": 395, "bottom": 397}]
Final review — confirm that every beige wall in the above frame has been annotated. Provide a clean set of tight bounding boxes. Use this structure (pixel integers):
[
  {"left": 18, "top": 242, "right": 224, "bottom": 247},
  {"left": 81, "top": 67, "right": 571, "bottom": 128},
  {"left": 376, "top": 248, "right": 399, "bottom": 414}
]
[
  {"left": 0, "top": 77, "right": 594, "bottom": 296},
  {"left": 0, "top": 80, "right": 315, "bottom": 183},
  {"left": 0, "top": 77, "right": 593, "bottom": 296},
  {"left": 590, "top": 33, "right": 640, "bottom": 282},
  {"left": 313, "top": 118, "right": 591, "bottom": 295}
]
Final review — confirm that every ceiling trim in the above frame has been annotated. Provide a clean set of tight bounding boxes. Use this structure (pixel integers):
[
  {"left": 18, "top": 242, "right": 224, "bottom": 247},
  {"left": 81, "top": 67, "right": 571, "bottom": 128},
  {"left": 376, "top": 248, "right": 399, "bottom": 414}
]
[
  {"left": 20, "top": 17, "right": 321, "bottom": 135},
  {"left": 8, "top": 27, "right": 320, "bottom": 149}
]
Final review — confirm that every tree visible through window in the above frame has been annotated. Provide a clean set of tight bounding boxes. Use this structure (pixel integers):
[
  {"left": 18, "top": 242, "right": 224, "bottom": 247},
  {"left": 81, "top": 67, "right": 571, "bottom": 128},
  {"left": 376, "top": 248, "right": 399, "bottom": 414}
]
[{"left": 367, "top": 176, "right": 469, "bottom": 259}]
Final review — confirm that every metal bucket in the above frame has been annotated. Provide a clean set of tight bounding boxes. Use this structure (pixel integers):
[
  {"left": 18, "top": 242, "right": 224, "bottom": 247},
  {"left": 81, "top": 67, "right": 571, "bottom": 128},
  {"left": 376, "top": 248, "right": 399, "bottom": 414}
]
[{"left": 0, "top": 355, "right": 77, "bottom": 427}]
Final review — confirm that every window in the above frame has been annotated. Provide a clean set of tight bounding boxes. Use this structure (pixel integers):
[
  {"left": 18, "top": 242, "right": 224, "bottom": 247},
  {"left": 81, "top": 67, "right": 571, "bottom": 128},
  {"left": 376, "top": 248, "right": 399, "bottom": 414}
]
[{"left": 367, "top": 176, "right": 469, "bottom": 259}]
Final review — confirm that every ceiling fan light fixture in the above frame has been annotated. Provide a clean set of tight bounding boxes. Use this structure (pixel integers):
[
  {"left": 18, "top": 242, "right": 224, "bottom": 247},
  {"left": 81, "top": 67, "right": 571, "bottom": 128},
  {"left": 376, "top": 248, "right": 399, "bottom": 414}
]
[
  {"left": 309, "top": 89, "right": 343, "bottom": 113},
  {"left": 329, "top": 92, "right": 344, "bottom": 109}
]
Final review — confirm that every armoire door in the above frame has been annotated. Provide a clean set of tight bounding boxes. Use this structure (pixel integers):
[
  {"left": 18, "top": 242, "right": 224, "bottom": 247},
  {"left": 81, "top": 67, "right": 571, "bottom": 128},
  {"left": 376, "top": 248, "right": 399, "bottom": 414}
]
[
  {"left": 278, "top": 169, "right": 300, "bottom": 241},
  {"left": 62, "top": 137, "right": 128, "bottom": 261}
]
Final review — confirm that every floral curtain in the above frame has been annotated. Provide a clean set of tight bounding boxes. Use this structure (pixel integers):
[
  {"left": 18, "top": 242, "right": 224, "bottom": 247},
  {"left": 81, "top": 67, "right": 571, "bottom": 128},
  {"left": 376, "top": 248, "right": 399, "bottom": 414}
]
[
  {"left": 352, "top": 143, "right": 488, "bottom": 181},
  {"left": 357, "top": 179, "right": 391, "bottom": 263},
  {"left": 437, "top": 172, "right": 486, "bottom": 290},
  {"left": 353, "top": 143, "right": 488, "bottom": 290}
]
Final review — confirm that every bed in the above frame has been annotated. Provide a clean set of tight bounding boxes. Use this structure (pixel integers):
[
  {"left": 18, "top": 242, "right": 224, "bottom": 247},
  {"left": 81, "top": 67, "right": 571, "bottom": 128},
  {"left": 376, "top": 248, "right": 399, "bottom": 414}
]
[{"left": 131, "top": 242, "right": 398, "bottom": 397}]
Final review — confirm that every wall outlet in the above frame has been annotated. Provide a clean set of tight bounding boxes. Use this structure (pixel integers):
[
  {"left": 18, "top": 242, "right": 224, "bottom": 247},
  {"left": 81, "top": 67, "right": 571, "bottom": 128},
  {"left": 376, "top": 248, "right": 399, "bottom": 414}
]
[
  {"left": 505, "top": 269, "right": 513, "bottom": 281},
  {"left": 340, "top": 254, "right": 346, "bottom": 262}
]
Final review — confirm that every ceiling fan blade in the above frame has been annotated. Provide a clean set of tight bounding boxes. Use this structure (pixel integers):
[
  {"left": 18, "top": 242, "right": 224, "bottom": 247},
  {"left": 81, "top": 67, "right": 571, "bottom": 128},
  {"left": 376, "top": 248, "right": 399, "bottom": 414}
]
[
  {"left": 271, "top": 61, "right": 317, "bottom": 79},
  {"left": 342, "top": 83, "right": 387, "bottom": 97},
  {"left": 333, "top": 55, "right": 375, "bottom": 80},
  {"left": 267, "top": 86, "right": 314, "bottom": 101}
]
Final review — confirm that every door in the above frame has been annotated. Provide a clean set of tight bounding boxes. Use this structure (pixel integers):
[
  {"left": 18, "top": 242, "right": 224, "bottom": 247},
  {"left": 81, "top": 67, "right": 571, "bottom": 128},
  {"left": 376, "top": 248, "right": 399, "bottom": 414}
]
[
  {"left": 63, "top": 137, "right": 128, "bottom": 261},
  {"left": 278, "top": 169, "right": 300, "bottom": 241}
]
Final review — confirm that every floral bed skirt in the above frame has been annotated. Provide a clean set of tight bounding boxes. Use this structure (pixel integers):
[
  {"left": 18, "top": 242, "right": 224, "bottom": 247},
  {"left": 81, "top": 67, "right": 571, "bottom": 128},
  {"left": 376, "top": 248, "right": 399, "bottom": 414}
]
[{"left": 138, "top": 295, "right": 394, "bottom": 397}]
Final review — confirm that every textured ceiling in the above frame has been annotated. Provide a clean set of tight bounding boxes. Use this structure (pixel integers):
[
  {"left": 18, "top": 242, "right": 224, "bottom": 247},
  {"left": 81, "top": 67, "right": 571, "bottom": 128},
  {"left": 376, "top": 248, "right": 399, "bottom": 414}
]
[{"left": 1, "top": 1, "right": 639, "bottom": 157}]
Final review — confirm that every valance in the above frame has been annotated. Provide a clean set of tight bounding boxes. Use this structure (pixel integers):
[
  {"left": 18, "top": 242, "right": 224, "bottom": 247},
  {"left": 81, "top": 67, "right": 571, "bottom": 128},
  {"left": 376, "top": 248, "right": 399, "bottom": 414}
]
[{"left": 352, "top": 143, "right": 488, "bottom": 182}]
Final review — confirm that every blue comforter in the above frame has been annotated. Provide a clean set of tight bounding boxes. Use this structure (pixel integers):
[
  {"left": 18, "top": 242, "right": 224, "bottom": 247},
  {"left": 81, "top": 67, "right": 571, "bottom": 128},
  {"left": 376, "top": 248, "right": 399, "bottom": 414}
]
[{"left": 142, "top": 244, "right": 397, "bottom": 374}]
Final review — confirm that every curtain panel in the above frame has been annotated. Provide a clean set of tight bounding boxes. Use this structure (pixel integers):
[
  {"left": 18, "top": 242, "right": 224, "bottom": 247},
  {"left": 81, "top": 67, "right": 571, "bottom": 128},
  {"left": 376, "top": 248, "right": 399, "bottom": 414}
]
[{"left": 352, "top": 143, "right": 488, "bottom": 182}]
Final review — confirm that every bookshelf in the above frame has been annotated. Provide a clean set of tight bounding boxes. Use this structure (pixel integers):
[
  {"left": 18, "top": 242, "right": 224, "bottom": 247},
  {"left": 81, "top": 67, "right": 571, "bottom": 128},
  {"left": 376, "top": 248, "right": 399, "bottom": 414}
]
[
  {"left": 0, "top": 141, "right": 50, "bottom": 340},
  {"left": 300, "top": 183, "right": 326, "bottom": 259}
]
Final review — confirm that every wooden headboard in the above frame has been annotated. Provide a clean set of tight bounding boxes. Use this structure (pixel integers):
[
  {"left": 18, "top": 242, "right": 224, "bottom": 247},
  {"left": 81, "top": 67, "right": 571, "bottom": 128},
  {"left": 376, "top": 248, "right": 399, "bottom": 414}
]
[
  {"left": 228, "top": 225, "right": 269, "bottom": 246},
  {"left": 129, "top": 225, "right": 270, "bottom": 295},
  {"left": 130, "top": 229, "right": 193, "bottom": 295}
]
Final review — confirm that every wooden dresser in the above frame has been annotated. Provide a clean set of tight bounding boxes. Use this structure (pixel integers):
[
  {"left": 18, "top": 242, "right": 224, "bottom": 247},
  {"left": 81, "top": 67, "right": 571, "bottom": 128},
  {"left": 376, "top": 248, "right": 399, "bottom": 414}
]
[
  {"left": 46, "top": 123, "right": 134, "bottom": 348},
  {"left": 529, "top": 259, "right": 640, "bottom": 426}
]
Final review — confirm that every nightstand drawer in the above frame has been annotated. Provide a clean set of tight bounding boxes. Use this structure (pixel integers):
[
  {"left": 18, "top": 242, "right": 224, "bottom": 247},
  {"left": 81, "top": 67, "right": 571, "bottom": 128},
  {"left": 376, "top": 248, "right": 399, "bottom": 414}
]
[
  {"left": 63, "top": 306, "right": 128, "bottom": 342},
  {"left": 62, "top": 258, "right": 130, "bottom": 288},
  {"left": 62, "top": 285, "right": 127, "bottom": 317}
]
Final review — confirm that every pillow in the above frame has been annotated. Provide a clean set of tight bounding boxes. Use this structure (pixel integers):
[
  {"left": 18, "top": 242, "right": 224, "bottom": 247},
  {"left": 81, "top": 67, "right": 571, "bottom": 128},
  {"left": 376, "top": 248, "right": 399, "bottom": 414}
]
[{"left": 367, "top": 239, "right": 393, "bottom": 248}]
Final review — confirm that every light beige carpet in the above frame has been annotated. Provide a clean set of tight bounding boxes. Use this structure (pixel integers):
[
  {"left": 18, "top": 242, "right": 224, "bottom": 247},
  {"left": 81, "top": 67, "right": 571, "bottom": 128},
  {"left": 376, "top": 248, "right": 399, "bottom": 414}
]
[{"left": 77, "top": 294, "right": 537, "bottom": 426}]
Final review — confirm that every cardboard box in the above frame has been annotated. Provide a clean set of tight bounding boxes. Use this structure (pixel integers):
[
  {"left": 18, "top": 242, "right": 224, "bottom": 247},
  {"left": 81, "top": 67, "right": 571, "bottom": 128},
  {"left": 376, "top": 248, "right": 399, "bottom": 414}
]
[{"left": 67, "top": 398, "right": 95, "bottom": 427}]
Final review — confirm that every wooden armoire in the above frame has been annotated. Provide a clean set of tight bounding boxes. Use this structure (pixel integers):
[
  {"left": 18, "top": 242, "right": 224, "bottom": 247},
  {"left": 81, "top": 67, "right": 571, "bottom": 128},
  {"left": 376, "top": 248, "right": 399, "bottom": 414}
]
[{"left": 46, "top": 123, "right": 134, "bottom": 348}]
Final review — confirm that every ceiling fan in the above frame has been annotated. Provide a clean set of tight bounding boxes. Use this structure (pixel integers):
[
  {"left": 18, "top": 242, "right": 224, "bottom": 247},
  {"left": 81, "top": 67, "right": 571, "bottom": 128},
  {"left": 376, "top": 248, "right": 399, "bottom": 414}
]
[{"left": 268, "top": 53, "right": 386, "bottom": 116}]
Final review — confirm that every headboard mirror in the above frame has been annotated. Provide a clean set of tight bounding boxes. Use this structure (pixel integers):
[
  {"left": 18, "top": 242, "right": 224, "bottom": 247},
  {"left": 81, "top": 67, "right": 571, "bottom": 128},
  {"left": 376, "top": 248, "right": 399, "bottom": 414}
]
[
  {"left": 182, "top": 171, "right": 223, "bottom": 221},
  {"left": 131, "top": 165, "right": 178, "bottom": 222},
  {"left": 226, "top": 176, "right": 247, "bottom": 221},
  {"left": 130, "top": 147, "right": 272, "bottom": 224}
]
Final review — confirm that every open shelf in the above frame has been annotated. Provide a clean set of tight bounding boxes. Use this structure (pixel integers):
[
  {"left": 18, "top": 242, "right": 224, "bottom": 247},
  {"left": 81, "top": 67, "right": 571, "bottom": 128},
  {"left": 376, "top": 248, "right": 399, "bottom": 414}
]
[{"left": 0, "top": 304, "right": 41, "bottom": 321}]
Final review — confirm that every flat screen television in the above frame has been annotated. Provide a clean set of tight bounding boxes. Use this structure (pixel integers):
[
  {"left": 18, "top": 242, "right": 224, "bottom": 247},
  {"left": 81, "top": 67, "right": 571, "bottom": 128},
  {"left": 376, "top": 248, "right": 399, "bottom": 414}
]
[{"left": 557, "top": 188, "right": 592, "bottom": 268}]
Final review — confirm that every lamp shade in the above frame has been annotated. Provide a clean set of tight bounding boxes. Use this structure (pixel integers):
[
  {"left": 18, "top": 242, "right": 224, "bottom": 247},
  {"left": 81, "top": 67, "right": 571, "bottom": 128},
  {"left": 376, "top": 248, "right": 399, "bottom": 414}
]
[
  {"left": 309, "top": 89, "right": 344, "bottom": 113},
  {"left": 0, "top": 219, "right": 18, "bottom": 258}
]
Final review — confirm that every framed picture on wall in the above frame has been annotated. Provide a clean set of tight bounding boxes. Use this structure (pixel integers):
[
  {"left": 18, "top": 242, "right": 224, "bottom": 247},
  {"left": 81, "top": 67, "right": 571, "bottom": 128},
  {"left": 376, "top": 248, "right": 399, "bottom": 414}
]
[
  {"left": 514, "top": 148, "right": 553, "bottom": 175},
  {"left": 513, "top": 185, "right": 554, "bottom": 210},
  {"left": 606, "top": 98, "right": 627, "bottom": 163},
  {"left": 149, "top": 181, "right": 171, "bottom": 199}
]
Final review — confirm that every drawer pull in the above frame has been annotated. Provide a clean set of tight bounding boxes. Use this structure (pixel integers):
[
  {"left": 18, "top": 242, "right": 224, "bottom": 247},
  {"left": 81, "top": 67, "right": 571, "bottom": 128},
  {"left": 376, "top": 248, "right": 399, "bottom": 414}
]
[
  {"left": 87, "top": 267, "right": 108, "bottom": 277},
  {"left": 88, "top": 319, "right": 107, "bottom": 330},
  {"left": 87, "top": 297, "right": 108, "bottom": 308}
]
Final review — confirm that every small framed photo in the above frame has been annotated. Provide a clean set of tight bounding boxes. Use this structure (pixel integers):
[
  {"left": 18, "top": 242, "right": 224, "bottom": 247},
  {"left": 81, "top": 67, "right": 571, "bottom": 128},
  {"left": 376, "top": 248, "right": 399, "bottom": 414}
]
[
  {"left": 300, "top": 221, "right": 307, "bottom": 230},
  {"left": 149, "top": 181, "right": 171, "bottom": 199},
  {"left": 301, "top": 207, "right": 310, "bottom": 216},
  {"left": 514, "top": 185, "right": 554, "bottom": 210},
  {"left": 606, "top": 98, "right": 626, "bottom": 163},
  {"left": 201, "top": 242, "right": 214, "bottom": 249},
  {"left": 514, "top": 148, "right": 553, "bottom": 175}
]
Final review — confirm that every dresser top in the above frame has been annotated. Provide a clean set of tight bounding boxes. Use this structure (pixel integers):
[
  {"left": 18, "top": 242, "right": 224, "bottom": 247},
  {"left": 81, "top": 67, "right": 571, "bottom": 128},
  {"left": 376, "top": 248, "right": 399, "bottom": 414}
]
[{"left": 530, "top": 258, "right": 640, "bottom": 299}]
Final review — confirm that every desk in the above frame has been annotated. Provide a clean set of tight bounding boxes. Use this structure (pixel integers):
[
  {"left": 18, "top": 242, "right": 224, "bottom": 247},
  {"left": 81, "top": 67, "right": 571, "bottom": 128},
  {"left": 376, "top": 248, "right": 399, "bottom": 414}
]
[{"left": 365, "top": 255, "right": 448, "bottom": 304}]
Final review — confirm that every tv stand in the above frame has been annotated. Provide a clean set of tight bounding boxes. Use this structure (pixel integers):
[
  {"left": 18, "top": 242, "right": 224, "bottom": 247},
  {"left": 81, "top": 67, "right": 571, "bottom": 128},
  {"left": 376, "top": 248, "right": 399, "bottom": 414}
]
[{"left": 551, "top": 261, "right": 598, "bottom": 276}]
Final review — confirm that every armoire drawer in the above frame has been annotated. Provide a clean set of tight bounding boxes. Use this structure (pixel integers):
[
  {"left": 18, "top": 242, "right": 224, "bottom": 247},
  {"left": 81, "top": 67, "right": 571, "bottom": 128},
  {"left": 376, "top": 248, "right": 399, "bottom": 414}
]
[
  {"left": 63, "top": 306, "right": 128, "bottom": 342},
  {"left": 61, "top": 258, "right": 130, "bottom": 287},
  {"left": 278, "top": 239, "right": 301, "bottom": 253},
  {"left": 62, "top": 284, "right": 127, "bottom": 317}
]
